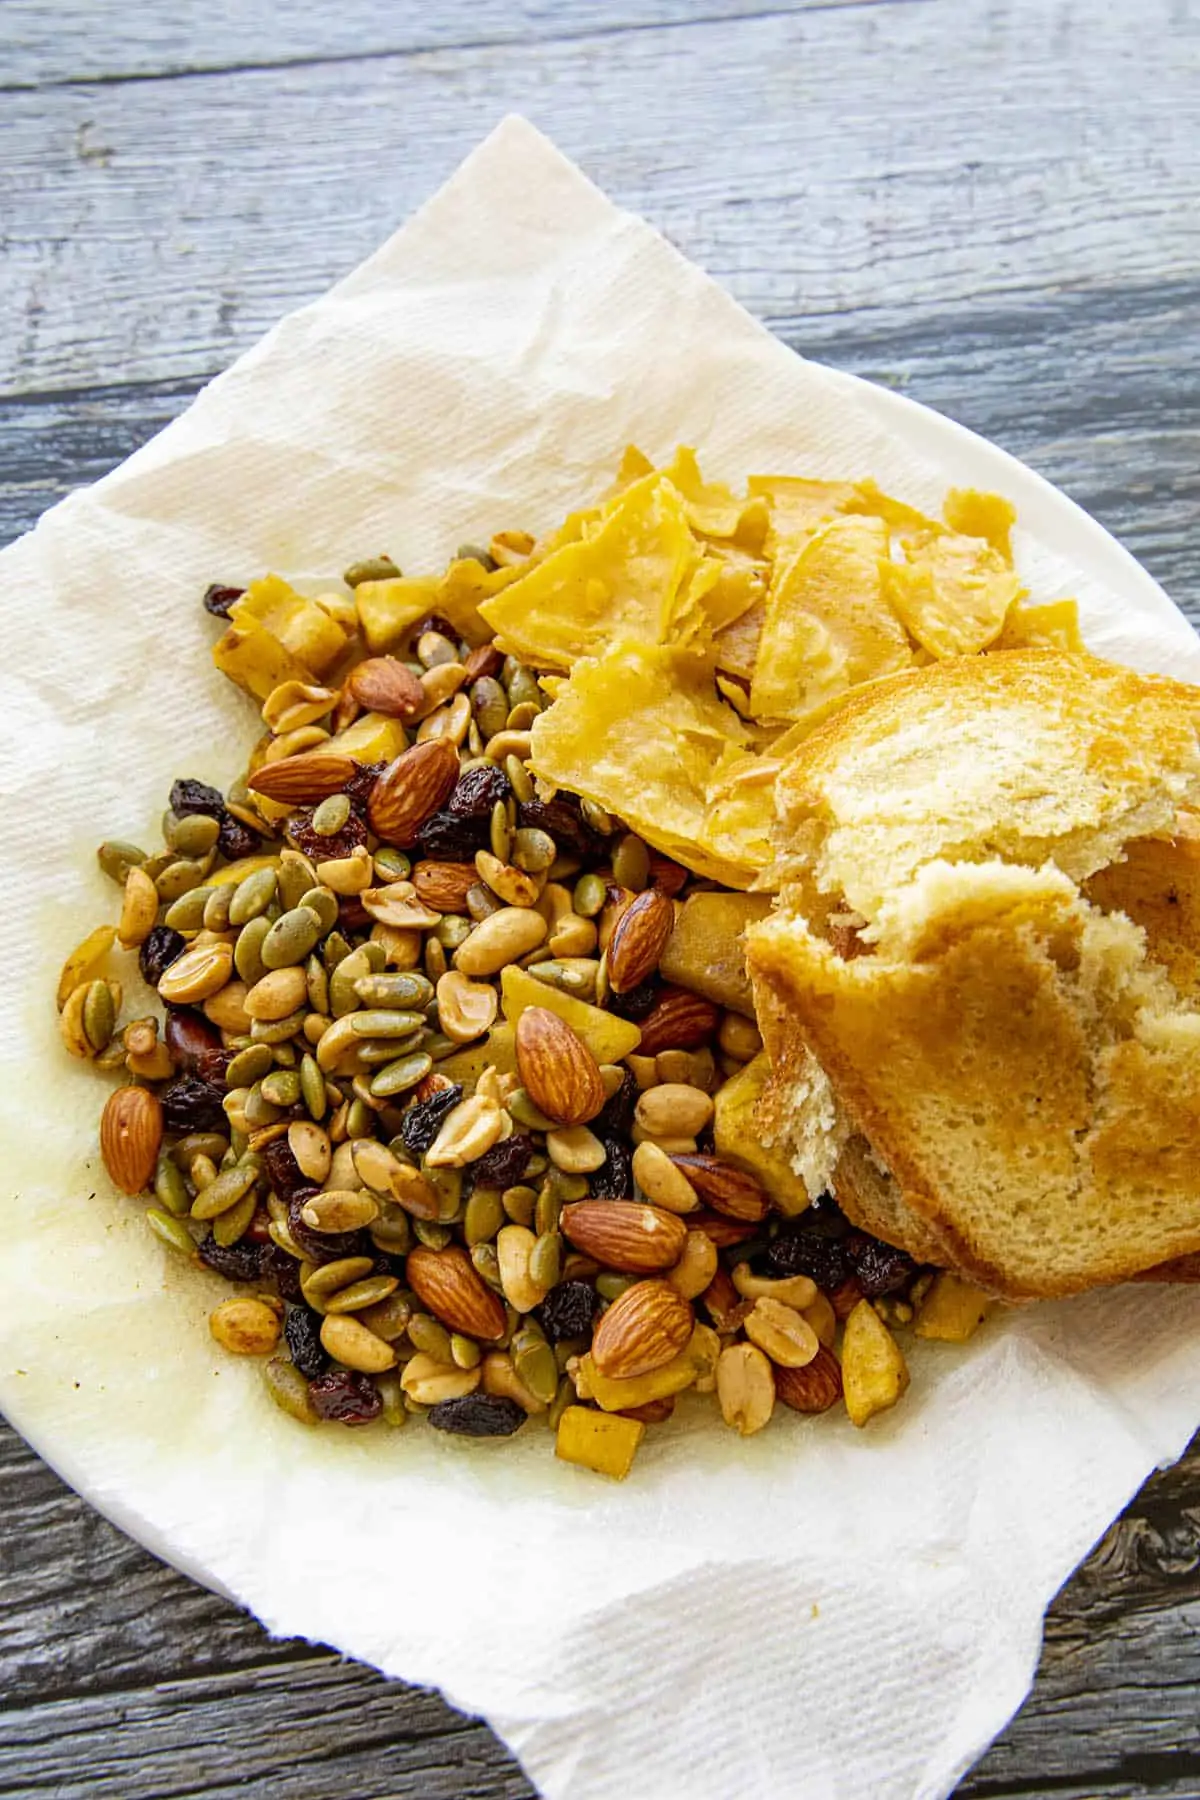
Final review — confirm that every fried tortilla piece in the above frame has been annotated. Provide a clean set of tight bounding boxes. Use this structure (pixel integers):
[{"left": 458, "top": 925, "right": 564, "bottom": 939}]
[
  {"left": 530, "top": 640, "right": 776, "bottom": 887},
  {"left": 747, "top": 474, "right": 860, "bottom": 557},
  {"left": 882, "top": 529, "right": 1024, "bottom": 658},
  {"left": 660, "top": 447, "right": 770, "bottom": 553},
  {"left": 749, "top": 516, "right": 913, "bottom": 722},
  {"left": 479, "top": 474, "right": 698, "bottom": 671},
  {"left": 943, "top": 487, "right": 1017, "bottom": 562},
  {"left": 995, "top": 597, "right": 1084, "bottom": 653}
]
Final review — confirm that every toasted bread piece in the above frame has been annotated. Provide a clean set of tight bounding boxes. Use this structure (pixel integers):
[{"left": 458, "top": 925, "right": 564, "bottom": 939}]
[
  {"left": 1084, "top": 813, "right": 1200, "bottom": 1000},
  {"left": 748, "top": 860, "right": 1200, "bottom": 1299},
  {"left": 772, "top": 650, "right": 1200, "bottom": 925}
]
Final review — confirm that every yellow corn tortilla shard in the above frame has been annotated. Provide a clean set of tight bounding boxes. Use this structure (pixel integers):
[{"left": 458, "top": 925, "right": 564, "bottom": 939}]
[
  {"left": 479, "top": 473, "right": 699, "bottom": 671},
  {"left": 882, "top": 530, "right": 1024, "bottom": 658},
  {"left": 749, "top": 516, "right": 913, "bottom": 722},
  {"left": 530, "top": 641, "right": 782, "bottom": 887},
  {"left": 995, "top": 597, "right": 1084, "bottom": 653},
  {"left": 943, "top": 486, "right": 1017, "bottom": 562}
]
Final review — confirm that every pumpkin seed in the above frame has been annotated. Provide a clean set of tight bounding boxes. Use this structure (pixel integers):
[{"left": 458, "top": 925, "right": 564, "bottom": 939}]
[
  {"left": 506, "top": 701, "right": 539, "bottom": 732},
  {"left": 348, "top": 1008, "right": 425, "bottom": 1039},
  {"left": 324, "top": 1272, "right": 399, "bottom": 1314},
  {"left": 502, "top": 1184, "right": 537, "bottom": 1227},
  {"left": 234, "top": 914, "right": 273, "bottom": 984},
  {"left": 407, "top": 1313, "right": 456, "bottom": 1362},
  {"left": 369, "top": 1051, "right": 433, "bottom": 1098},
  {"left": 529, "top": 1231, "right": 563, "bottom": 1295},
  {"left": 526, "top": 959, "right": 596, "bottom": 998},
  {"left": 506, "top": 665, "right": 542, "bottom": 711},
  {"left": 97, "top": 840, "right": 147, "bottom": 885},
  {"left": 172, "top": 1131, "right": 228, "bottom": 1168},
  {"left": 212, "top": 1185, "right": 258, "bottom": 1246},
  {"left": 504, "top": 1087, "right": 558, "bottom": 1132},
  {"left": 260, "top": 1069, "right": 300, "bottom": 1108},
  {"left": 305, "top": 953, "right": 330, "bottom": 1015},
  {"left": 244, "top": 1081, "right": 284, "bottom": 1129},
  {"left": 298, "top": 885, "right": 339, "bottom": 934},
  {"left": 413, "top": 1220, "right": 452, "bottom": 1250},
  {"left": 330, "top": 945, "right": 372, "bottom": 1016},
  {"left": 299, "top": 1051, "right": 327, "bottom": 1119},
  {"left": 167, "top": 812, "right": 221, "bottom": 857},
  {"left": 249, "top": 1008, "right": 308, "bottom": 1045},
  {"left": 261, "top": 906, "right": 322, "bottom": 969},
  {"left": 80, "top": 979, "right": 116, "bottom": 1054},
  {"left": 573, "top": 872, "right": 607, "bottom": 918},
  {"left": 310, "top": 793, "right": 352, "bottom": 836},
  {"left": 156, "top": 856, "right": 212, "bottom": 902},
  {"left": 302, "top": 1255, "right": 375, "bottom": 1302},
  {"left": 581, "top": 797, "right": 616, "bottom": 836},
  {"left": 471, "top": 676, "right": 509, "bottom": 740},
  {"left": 504, "top": 753, "right": 534, "bottom": 804},
  {"left": 471, "top": 1241, "right": 504, "bottom": 1291},
  {"left": 356, "top": 1033, "right": 422, "bottom": 1066},
  {"left": 369, "top": 1205, "right": 412, "bottom": 1255},
  {"left": 163, "top": 886, "right": 214, "bottom": 932},
  {"left": 512, "top": 1323, "right": 559, "bottom": 1404},
  {"left": 191, "top": 1158, "right": 260, "bottom": 1221},
  {"left": 263, "top": 1357, "right": 317, "bottom": 1424},
  {"left": 534, "top": 1183, "right": 562, "bottom": 1238},
  {"left": 343, "top": 554, "right": 401, "bottom": 587},
  {"left": 353, "top": 971, "right": 433, "bottom": 1010},
  {"left": 277, "top": 848, "right": 318, "bottom": 910},
  {"left": 203, "top": 885, "right": 234, "bottom": 931},
  {"left": 596, "top": 1272, "right": 634, "bottom": 1302},
  {"left": 153, "top": 1155, "right": 192, "bottom": 1219},
  {"left": 464, "top": 1185, "right": 506, "bottom": 1247},
  {"left": 511, "top": 827, "right": 556, "bottom": 874},
  {"left": 375, "top": 1370, "right": 408, "bottom": 1426},
  {"left": 146, "top": 1209, "right": 196, "bottom": 1257},
  {"left": 345, "top": 1097, "right": 374, "bottom": 1138},
  {"left": 373, "top": 848, "right": 411, "bottom": 882},
  {"left": 322, "top": 928, "right": 354, "bottom": 970},
  {"left": 450, "top": 1333, "right": 482, "bottom": 1370},
  {"left": 228, "top": 865, "right": 278, "bottom": 926},
  {"left": 489, "top": 799, "right": 511, "bottom": 863}
]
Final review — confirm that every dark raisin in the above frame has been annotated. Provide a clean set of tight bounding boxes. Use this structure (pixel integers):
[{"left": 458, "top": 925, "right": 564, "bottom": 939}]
[
  {"left": 261, "top": 1135, "right": 308, "bottom": 1202},
  {"left": 590, "top": 1136, "right": 633, "bottom": 1201},
  {"left": 766, "top": 1226, "right": 851, "bottom": 1291},
  {"left": 415, "top": 765, "right": 511, "bottom": 859},
  {"left": 539, "top": 1279, "right": 601, "bottom": 1343},
  {"left": 844, "top": 1232, "right": 917, "bottom": 1297},
  {"left": 139, "top": 925, "right": 187, "bottom": 988},
  {"left": 284, "top": 1306, "right": 328, "bottom": 1379},
  {"left": 448, "top": 764, "right": 511, "bottom": 818},
  {"left": 287, "top": 805, "right": 368, "bottom": 863},
  {"left": 202, "top": 582, "right": 244, "bottom": 619},
  {"left": 309, "top": 1369, "right": 382, "bottom": 1425},
  {"left": 517, "top": 796, "right": 595, "bottom": 861},
  {"left": 262, "top": 1243, "right": 304, "bottom": 1303},
  {"left": 216, "top": 811, "right": 262, "bottom": 861},
  {"left": 594, "top": 1067, "right": 638, "bottom": 1137},
  {"left": 198, "top": 1234, "right": 265, "bottom": 1282},
  {"left": 470, "top": 1132, "right": 535, "bottom": 1188},
  {"left": 398, "top": 1083, "right": 463, "bottom": 1156},
  {"left": 163, "top": 1006, "right": 223, "bottom": 1073},
  {"left": 427, "top": 1393, "right": 526, "bottom": 1437},
  {"left": 286, "top": 1191, "right": 365, "bottom": 1264},
  {"left": 342, "top": 760, "right": 388, "bottom": 807},
  {"left": 337, "top": 895, "right": 371, "bottom": 934},
  {"left": 160, "top": 1075, "right": 228, "bottom": 1133},
  {"left": 169, "top": 777, "right": 224, "bottom": 819},
  {"left": 607, "top": 979, "right": 660, "bottom": 1022},
  {"left": 196, "top": 1047, "right": 235, "bottom": 1088}
]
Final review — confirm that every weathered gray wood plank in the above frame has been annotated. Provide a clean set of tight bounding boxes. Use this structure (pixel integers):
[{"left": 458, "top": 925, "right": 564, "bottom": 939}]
[{"left": 3, "top": 0, "right": 1195, "bottom": 394}]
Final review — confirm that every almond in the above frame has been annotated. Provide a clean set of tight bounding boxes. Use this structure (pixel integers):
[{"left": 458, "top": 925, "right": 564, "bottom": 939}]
[
  {"left": 668, "top": 1153, "right": 769, "bottom": 1222},
  {"left": 412, "top": 860, "right": 478, "bottom": 912},
  {"left": 690, "top": 1209, "right": 759, "bottom": 1250},
  {"left": 515, "top": 1006, "right": 605, "bottom": 1126},
  {"left": 463, "top": 643, "right": 505, "bottom": 682},
  {"left": 347, "top": 656, "right": 426, "bottom": 719},
  {"left": 100, "top": 1084, "right": 163, "bottom": 1195},
  {"left": 591, "top": 1279, "right": 694, "bottom": 1379},
  {"left": 607, "top": 888, "right": 675, "bottom": 994},
  {"left": 560, "top": 1200, "right": 689, "bottom": 1273},
  {"left": 830, "top": 1276, "right": 865, "bottom": 1320},
  {"left": 646, "top": 854, "right": 688, "bottom": 898},
  {"left": 775, "top": 1344, "right": 844, "bottom": 1414},
  {"left": 635, "top": 987, "right": 721, "bottom": 1056},
  {"left": 700, "top": 1263, "right": 752, "bottom": 1333},
  {"left": 406, "top": 1244, "right": 507, "bottom": 1340},
  {"left": 368, "top": 738, "right": 460, "bottom": 847},
  {"left": 247, "top": 751, "right": 356, "bottom": 804}
]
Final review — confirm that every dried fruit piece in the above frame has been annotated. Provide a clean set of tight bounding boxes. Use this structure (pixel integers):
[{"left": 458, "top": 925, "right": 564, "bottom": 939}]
[
  {"left": 914, "top": 1271, "right": 993, "bottom": 1342},
  {"left": 368, "top": 738, "right": 461, "bottom": 847},
  {"left": 398, "top": 1082, "right": 464, "bottom": 1155},
  {"left": 539, "top": 1278, "right": 601, "bottom": 1343},
  {"left": 560, "top": 1200, "right": 688, "bottom": 1273},
  {"left": 607, "top": 887, "right": 675, "bottom": 994},
  {"left": 515, "top": 1006, "right": 605, "bottom": 1127},
  {"left": 555, "top": 1405, "right": 644, "bottom": 1480},
  {"left": 428, "top": 1393, "right": 526, "bottom": 1437},
  {"left": 406, "top": 1245, "right": 507, "bottom": 1340},
  {"left": 308, "top": 1368, "right": 383, "bottom": 1425},
  {"left": 284, "top": 1306, "right": 328, "bottom": 1379},
  {"left": 841, "top": 1299, "right": 909, "bottom": 1427},
  {"left": 100, "top": 1086, "right": 163, "bottom": 1195},
  {"left": 591, "top": 1279, "right": 693, "bottom": 1379}
]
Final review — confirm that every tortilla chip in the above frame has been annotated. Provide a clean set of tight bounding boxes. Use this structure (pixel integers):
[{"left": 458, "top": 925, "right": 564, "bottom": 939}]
[
  {"left": 479, "top": 474, "right": 698, "bottom": 670},
  {"left": 747, "top": 474, "right": 859, "bottom": 556},
  {"left": 943, "top": 487, "right": 1016, "bottom": 562},
  {"left": 882, "top": 530, "right": 1023, "bottom": 658},
  {"left": 749, "top": 516, "right": 913, "bottom": 722},
  {"left": 714, "top": 598, "right": 766, "bottom": 681},
  {"left": 995, "top": 597, "right": 1084, "bottom": 653}
]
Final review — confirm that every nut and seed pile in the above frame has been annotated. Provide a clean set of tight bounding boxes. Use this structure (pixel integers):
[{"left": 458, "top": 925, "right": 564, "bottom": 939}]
[{"left": 58, "top": 540, "right": 988, "bottom": 1481}]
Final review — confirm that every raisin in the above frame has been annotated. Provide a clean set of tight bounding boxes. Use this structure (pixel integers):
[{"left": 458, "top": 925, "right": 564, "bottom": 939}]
[
  {"left": 216, "top": 811, "right": 262, "bottom": 861},
  {"left": 309, "top": 1369, "right": 382, "bottom": 1425},
  {"left": 337, "top": 895, "right": 371, "bottom": 934},
  {"left": 196, "top": 1046, "right": 235, "bottom": 1088},
  {"left": 284, "top": 1306, "right": 328, "bottom": 1378},
  {"left": 202, "top": 582, "right": 244, "bottom": 619},
  {"left": 607, "top": 979, "right": 660, "bottom": 1022},
  {"left": 160, "top": 1075, "right": 228, "bottom": 1133},
  {"left": 398, "top": 1082, "right": 463, "bottom": 1156},
  {"left": 427, "top": 1393, "right": 526, "bottom": 1437},
  {"left": 262, "top": 1243, "right": 304, "bottom": 1303},
  {"left": 470, "top": 1132, "right": 536, "bottom": 1188},
  {"left": 198, "top": 1234, "right": 265, "bottom": 1282},
  {"left": 517, "top": 796, "right": 595, "bottom": 861},
  {"left": 448, "top": 764, "right": 511, "bottom": 818},
  {"left": 844, "top": 1232, "right": 917, "bottom": 1298},
  {"left": 590, "top": 1136, "right": 633, "bottom": 1201},
  {"left": 341, "top": 760, "right": 387, "bottom": 807},
  {"left": 261, "top": 1135, "right": 308, "bottom": 1202},
  {"left": 594, "top": 1068, "right": 638, "bottom": 1137},
  {"left": 287, "top": 805, "right": 368, "bottom": 863},
  {"left": 416, "top": 765, "right": 511, "bottom": 859},
  {"left": 539, "top": 1279, "right": 601, "bottom": 1343},
  {"left": 169, "top": 777, "right": 224, "bottom": 819},
  {"left": 139, "top": 925, "right": 186, "bottom": 988},
  {"left": 286, "top": 1191, "right": 365, "bottom": 1264},
  {"left": 766, "top": 1226, "right": 851, "bottom": 1291},
  {"left": 163, "top": 1006, "right": 223, "bottom": 1073}
]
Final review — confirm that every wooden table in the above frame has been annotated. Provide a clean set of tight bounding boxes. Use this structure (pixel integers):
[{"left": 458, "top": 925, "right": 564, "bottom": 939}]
[{"left": 3, "top": 2, "right": 1198, "bottom": 1793}]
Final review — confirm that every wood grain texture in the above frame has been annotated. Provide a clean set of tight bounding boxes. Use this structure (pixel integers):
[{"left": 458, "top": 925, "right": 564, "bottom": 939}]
[{"left": 2, "top": 0, "right": 1199, "bottom": 1795}]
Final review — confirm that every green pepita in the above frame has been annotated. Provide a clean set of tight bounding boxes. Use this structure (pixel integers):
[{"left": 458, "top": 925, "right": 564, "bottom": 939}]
[
  {"left": 534, "top": 1182, "right": 562, "bottom": 1238},
  {"left": 153, "top": 1155, "right": 192, "bottom": 1218},
  {"left": 529, "top": 1231, "right": 563, "bottom": 1295},
  {"left": 502, "top": 1184, "right": 537, "bottom": 1228},
  {"left": 277, "top": 848, "right": 318, "bottom": 911},
  {"left": 234, "top": 914, "right": 273, "bottom": 985},
  {"left": 305, "top": 953, "right": 330, "bottom": 1015},
  {"left": 352, "top": 971, "right": 433, "bottom": 1010},
  {"left": 302, "top": 1255, "right": 375, "bottom": 1301},
  {"left": 450, "top": 1333, "right": 482, "bottom": 1370},
  {"left": 310, "top": 793, "right": 351, "bottom": 836},
  {"left": 471, "top": 1241, "right": 504, "bottom": 1291},
  {"left": 356, "top": 1034, "right": 422, "bottom": 1066},
  {"left": 464, "top": 1185, "right": 506, "bottom": 1247},
  {"left": 345, "top": 1097, "right": 374, "bottom": 1139},
  {"left": 489, "top": 798, "right": 511, "bottom": 863},
  {"left": 369, "top": 1051, "right": 433, "bottom": 1098},
  {"left": 323, "top": 1274, "right": 399, "bottom": 1314},
  {"left": 260, "top": 1069, "right": 301, "bottom": 1108},
  {"left": 596, "top": 1272, "right": 634, "bottom": 1303},
  {"left": 330, "top": 946, "right": 372, "bottom": 1016},
  {"left": 263, "top": 1357, "right": 317, "bottom": 1424},
  {"left": 413, "top": 1220, "right": 452, "bottom": 1250},
  {"left": 343, "top": 554, "right": 401, "bottom": 587},
  {"left": 573, "top": 872, "right": 608, "bottom": 918},
  {"left": 375, "top": 1371, "right": 408, "bottom": 1426},
  {"left": 167, "top": 812, "right": 221, "bottom": 857},
  {"left": 203, "top": 885, "right": 234, "bottom": 931},
  {"left": 81, "top": 979, "right": 116, "bottom": 1054},
  {"left": 261, "top": 906, "right": 323, "bottom": 969},
  {"left": 300, "top": 1051, "right": 327, "bottom": 1119},
  {"left": 407, "top": 1313, "right": 454, "bottom": 1362},
  {"left": 322, "top": 929, "right": 354, "bottom": 970},
  {"left": 298, "top": 885, "right": 339, "bottom": 934},
  {"left": 164, "top": 886, "right": 214, "bottom": 932},
  {"left": 505, "top": 753, "right": 534, "bottom": 804},
  {"left": 191, "top": 1158, "right": 260, "bottom": 1221},
  {"left": 228, "top": 864, "right": 278, "bottom": 926},
  {"left": 97, "top": 840, "right": 147, "bottom": 885},
  {"left": 369, "top": 1205, "right": 412, "bottom": 1255},
  {"left": 212, "top": 1185, "right": 258, "bottom": 1246},
  {"left": 471, "top": 676, "right": 509, "bottom": 741},
  {"left": 155, "top": 856, "right": 211, "bottom": 902},
  {"left": 350, "top": 1008, "right": 425, "bottom": 1039},
  {"left": 512, "top": 1325, "right": 559, "bottom": 1404},
  {"left": 249, "top": 1008, "right": 308, "bottom": 1045},
  {"left": 146, "top": 1209, "right": 197, "bottom": 1257},
  {"left": 242, "top": 1084, "right": 282, "bottom": 1130},
  {"left": 512, "top": 827, "right": 556, "bottom": 873},
  {"left": 222, "top": 1039, "right": 275, "bottom": 1090},
  {"left": 526, "top": 959, "right": 595, "bottom": 998},
  {"left": 612, "top": 832, "right": 650, "bottom": 892},
  {"left": 506, "top": 1087, "right": 558, "bottom": 1132}
]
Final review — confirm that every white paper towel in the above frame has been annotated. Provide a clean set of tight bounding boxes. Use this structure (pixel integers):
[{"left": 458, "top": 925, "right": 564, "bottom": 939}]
[{"left": 3, "top": 116, "right": 1200, "bottom": 1800}]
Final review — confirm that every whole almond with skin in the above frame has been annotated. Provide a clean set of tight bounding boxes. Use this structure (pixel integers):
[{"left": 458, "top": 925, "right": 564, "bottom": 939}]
[
  {"left": 560, "top": 1200, "right": 688, "bottom": 1273},
  {"left": 775, "top": 1344, "right": 844, "bottom": 1414},
  {"left": 368, "top": 738, "right": 460, "bottom": 847},
  {"left": 635, "top": 988, "right": 721, "bottom": 1056},
  {"left": 247, "top": 752, "right": 356, "bottom": 804},
  {"left": 690, "top": 1209, "right": 758, "bottom": 1249},
  {"left": 607, "top": 887, "right": 675, "bottom": 994},
  {"left": 406, "top": 1244, "right": 507, "bottom": 1340},
  {"left": 462, "top": 643, "right": 505, "bottom": 682},
  {"left": 591, "top": 1279, "right": 694, "bottom": 1379},
  {"left": 100, "top": 1085, "right": 163, "bottom": 1195},
  {"left": 646, "top": 854, "right": 688, "bottom": 898},
  {"left": 347, "top": 656, "right": 425, "bottom": 719},
  {"left": 700, "top": 1263, "right": 752, "bottom": 1333},
  {"left": 669, "top": 1154, "right": 769, "bottom": 1222},
  {"left": 412, "top": 860, "right": 478, "bottom": 912},
  {"left": 515, "top": 1006, "right": 605, "bottom": 1126}
]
